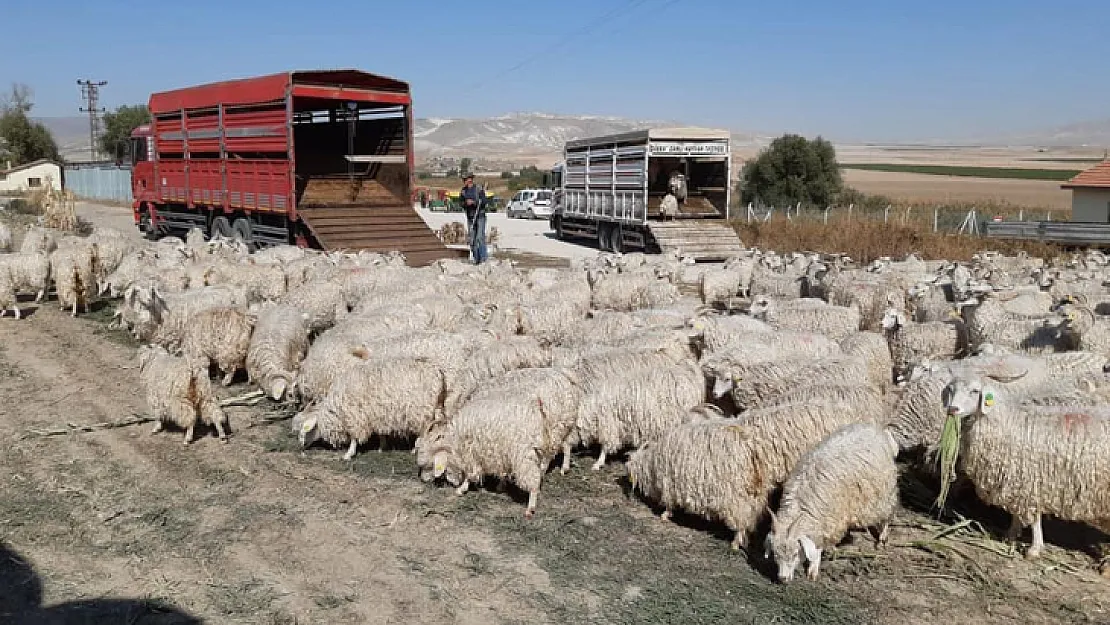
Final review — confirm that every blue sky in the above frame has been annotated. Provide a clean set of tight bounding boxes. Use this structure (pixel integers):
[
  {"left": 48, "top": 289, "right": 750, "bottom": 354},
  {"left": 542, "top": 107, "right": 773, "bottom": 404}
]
[{"left": 1, "top": 0, "right": 1107, "bottom": 141}]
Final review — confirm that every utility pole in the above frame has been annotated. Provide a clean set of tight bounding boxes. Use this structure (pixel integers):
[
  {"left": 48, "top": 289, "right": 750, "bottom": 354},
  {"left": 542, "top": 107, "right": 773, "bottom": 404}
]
[{"left": 77, "top": 79, "right": 107, "bottom": 161}]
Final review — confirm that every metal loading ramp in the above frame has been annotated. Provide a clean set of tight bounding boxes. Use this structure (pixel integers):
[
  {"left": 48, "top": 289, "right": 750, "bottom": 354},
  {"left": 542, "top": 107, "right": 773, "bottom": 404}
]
[
  {"left": 648, "top": 220, "right": 745, "bottom": 261},
  {"left": 298, "top": 205, "right": 463, "bottom": 266}
]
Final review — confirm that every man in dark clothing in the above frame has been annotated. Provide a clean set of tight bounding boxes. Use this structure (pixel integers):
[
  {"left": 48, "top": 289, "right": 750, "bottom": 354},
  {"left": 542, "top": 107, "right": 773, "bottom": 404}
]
[{"left": 460, "top": 173, "right": 488, "bottom": 264}]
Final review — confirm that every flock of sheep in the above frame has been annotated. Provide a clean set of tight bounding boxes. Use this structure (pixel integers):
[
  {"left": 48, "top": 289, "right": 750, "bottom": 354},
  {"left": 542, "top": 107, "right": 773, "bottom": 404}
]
[{"left": 4, "top": 216, "right": 1110, "bottom": 585}]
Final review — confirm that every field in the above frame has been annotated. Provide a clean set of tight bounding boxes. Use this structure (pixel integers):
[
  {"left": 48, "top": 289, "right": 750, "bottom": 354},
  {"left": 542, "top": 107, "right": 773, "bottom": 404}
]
[
  {"left": 1, "top": 205, "right": 1109, "bottom": 624},
  {"left": 840, "top": 164, "right": 1081, "bottom": 181},
  {"left": 840, "top": 169, "right": 1072, "bottom": 211}
]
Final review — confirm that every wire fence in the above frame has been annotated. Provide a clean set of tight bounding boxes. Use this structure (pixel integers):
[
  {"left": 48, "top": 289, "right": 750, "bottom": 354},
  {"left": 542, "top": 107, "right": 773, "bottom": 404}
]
[{"left": 739, "top": 202, "right": 1062, "bottom": 236}]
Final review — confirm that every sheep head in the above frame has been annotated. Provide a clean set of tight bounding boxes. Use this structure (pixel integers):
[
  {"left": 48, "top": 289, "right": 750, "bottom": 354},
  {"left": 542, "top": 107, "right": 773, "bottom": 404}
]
[
  {"left": 943, "top": 375, "right": 998, "bottom": 417},
  {"left": 748, "top": 297, "right": 771, "bottom": 320},
  {"left": 880, "top": 307, "right": 905, "bottom": 331}
]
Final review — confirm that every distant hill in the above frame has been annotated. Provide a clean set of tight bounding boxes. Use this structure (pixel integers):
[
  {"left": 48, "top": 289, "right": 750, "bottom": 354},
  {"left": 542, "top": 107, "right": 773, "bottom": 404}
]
[{"left": 995, "top": 118, "right": 1110, "bottom": 148}]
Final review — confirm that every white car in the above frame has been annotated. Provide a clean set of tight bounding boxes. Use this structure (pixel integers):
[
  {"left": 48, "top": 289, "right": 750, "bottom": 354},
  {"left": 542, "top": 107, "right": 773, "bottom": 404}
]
[{"left": 506, "top": 189, "right": 554, "bottom": 219}]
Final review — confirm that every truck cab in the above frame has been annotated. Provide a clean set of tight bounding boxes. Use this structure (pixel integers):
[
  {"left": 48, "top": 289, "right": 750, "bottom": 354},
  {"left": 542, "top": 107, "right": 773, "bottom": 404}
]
[{"left": 129, "top": 124, "right": 156, "bottom": 234}]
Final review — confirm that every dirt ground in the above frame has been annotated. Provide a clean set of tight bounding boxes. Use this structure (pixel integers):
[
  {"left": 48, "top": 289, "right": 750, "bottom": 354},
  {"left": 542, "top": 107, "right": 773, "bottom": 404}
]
[
  {"left": 841, "top": 169, "right": 1072, "bottom": 210},
  {"left": 2, "top": 209, "right": 1109, "bottom": 624}
]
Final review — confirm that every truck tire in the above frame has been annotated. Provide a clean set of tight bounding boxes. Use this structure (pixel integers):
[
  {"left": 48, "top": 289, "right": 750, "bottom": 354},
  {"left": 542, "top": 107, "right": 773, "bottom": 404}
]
[
  {"left": 210, "top": 216, "right": 233, "bottom": 240},
  {"left": 597, "top": 223, "right": 612, "bottom": 252},
  {"left": 609, "top": 224, "right": 625, "bottom": 254},
  {"left": 232, "top": 218, "right": 255, "bottom": 251},
  {"left": 140, "top": 211, "right": 158, "bottom": 241}
]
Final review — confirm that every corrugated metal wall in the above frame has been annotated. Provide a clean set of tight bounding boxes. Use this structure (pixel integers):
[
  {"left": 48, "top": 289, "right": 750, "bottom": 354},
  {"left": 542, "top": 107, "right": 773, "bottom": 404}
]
[{"left": 63, "top": 163, "right": 132, "bottom": 203}]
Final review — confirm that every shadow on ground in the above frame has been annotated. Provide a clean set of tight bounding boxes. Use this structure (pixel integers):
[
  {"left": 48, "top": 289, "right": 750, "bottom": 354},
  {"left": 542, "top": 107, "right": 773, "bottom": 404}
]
[{"left": 0, "top": 540, "right": 201, "bottom": 624}]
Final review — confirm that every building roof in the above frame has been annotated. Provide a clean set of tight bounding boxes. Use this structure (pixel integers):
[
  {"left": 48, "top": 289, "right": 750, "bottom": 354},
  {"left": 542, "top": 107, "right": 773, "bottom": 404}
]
[
  {"left": 1062, "top": 160, "right": 1110, "bottom": 190},
  {"left": 0, "top": 159, "right": 61, "bottom": 175}
]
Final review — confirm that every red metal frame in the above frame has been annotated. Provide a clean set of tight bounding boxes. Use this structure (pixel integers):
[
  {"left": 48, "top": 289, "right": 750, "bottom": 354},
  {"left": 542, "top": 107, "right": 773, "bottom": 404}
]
[{"left": 133, "top": 69, "right": 413, "bottom": 235}]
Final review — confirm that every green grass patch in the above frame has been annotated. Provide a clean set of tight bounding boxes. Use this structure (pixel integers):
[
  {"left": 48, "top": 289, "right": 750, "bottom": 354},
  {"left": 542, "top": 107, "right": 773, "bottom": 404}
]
[
  {"left": 840, "top": 163, "right": 1081, "bottom": 181},
  {"left": 1021, "top": 157, "right": 1104, "bottom": 164}
]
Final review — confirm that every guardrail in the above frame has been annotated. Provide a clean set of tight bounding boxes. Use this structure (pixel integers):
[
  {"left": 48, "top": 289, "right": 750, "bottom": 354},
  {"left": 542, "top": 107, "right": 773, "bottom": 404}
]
[{"left": 984, "top": 221, "right": 1110, "bottom": 246}]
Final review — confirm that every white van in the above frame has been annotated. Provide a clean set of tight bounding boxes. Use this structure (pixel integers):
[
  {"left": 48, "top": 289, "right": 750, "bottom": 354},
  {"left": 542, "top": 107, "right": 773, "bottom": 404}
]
[{"left": 506, "top": 189, "right": 554, "bottom": 219}]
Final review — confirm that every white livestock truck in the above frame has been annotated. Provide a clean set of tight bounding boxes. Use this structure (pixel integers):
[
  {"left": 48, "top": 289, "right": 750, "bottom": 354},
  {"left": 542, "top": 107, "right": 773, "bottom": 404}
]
[{"left": 547, "top": 127, "right": 743, "bottom": 260}]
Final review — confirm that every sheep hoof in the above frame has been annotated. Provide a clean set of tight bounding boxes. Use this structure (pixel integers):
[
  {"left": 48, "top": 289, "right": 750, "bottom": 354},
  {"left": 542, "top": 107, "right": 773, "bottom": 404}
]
[
  {"left": 590, "top": 461, "right": 604, "bottom": 472},
  {"left": 524, "top": 509, "right": 535, "bottom": 520},
  {"left": 1025, "top": 546, "right": 1042, "bottom": 560},
  {"left": 660, "top": 510, "right": 672, "bottom": 522}
]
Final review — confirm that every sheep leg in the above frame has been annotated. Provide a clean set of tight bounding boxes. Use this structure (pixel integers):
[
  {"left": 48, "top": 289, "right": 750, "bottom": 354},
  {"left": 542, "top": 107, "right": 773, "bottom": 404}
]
[
  {"left": 455, "top": 480, "right": 470, "bottom": 496},
  {"left": 524, "top": 490, "right": 538, "bottom": 520},
  {"left": 342, "top": 439, "right": 359, "bottom": 461},
  {"left": 212, "top": 418, "right": 228, "bottom": 443},
  {"left": 1026, "top": 514, "right": 1044, "bottom": 559},
  {"left": 873, "top": 522, "right": 890, "bottom": 547},
  {"left": 805, "top": 550, "right": 823, "bottom": 580},
  {"left": 71, "top": 301, "right": 78, "bottom": 317},
  {"left": 560, "top": 441, "right": 572, "bottom": 475},
  {"left": 182, "top": 424, "right": 195, "bottom": 446},
  {"left": 730, "top": 531, "right": 744, "bottom": 551},
  {"left": 150, "top": 421, "right": 164, "bottom": 435},
  {"left": 659, "top": 509, "right": 672, "bottom": 522},
  {"left": 34, "top": 289, "right": 44, "bottom": 303},
  {"left": 1006, "top": 515, "right": 1023, "bottom": 541},
  {"left": 591, "top": 449, "right": 608, "bottom": 471},
  {"left": 220, "top": 370, "right": 235, "bottom": 387}
]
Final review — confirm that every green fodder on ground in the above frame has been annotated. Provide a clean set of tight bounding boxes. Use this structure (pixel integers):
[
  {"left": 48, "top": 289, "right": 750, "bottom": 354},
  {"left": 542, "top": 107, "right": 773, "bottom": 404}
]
[
  {"left": 734, "top": 215, "right": 1061, "bottom": 264},
  {"left": 840, "top": 163, "right": 1082, "bottom": 181}
]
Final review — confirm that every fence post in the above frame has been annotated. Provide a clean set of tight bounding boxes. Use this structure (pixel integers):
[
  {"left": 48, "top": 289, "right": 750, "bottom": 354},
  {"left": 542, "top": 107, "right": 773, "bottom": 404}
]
[
  {"left": 884, "top": 205, "right": 890, "bottom": 223},
  {"left": 824, "top": 206, "right": 830, "bottom": 224},
  {"left": 1018, "top": 209, "right": 1023, "bottom": 222},
  {"left": 764, "top": 207, "right": 774, "bottom": 223},
  {"left": 747, "top": 202, "right": 753, "bottom": 223},
  {"left": 933, "top": 207, "right": 939, "bottom": 232},
  {"left": 903, "top": 207, "right": 911, "bottom": 225},
  {"left": 1046, "top": 212, "right": 1051, "bottom": 222},
  {"left": 848, "top": 204, "right": 853, "bottom": 220}
]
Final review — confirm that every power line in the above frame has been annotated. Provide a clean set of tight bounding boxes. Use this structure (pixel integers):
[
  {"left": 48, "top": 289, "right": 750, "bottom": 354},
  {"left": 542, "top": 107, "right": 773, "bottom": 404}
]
[
  {"left": 468, "top": 0, "right": 652, "bottom": 92},
  {"left": 77, "top": 79, "right": 107, "bottom": 161}
]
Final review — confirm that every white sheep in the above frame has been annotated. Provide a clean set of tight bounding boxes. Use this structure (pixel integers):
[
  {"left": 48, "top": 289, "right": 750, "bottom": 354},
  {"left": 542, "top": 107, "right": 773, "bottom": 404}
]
[
  {"left": 0, "top": 267, "right": 19, "bottom": 318},
  {"left": 443, "top": 336, "right": 552, "bottom": 417},
  {"left": 699, "top": 265, "right": 742, "bottom": 306},
  {"left": 181, "top": 307, "right": 257, "bottom": 386},
  {"left": 765, "top": 423, "right": 899, "bottom": 582},
  {"left": 942, "top": 372, "right": 1110, "bottom": 559},
  {"left": 245, "top": 303, "right": 311, "bottom": 401},
  {"left": 571, "top": 349, "right": 705, "bottom": 470},
  {"left": 880, "top": 307, "right": 967, "bottom": 381},
  {"left": 19, "top": 226, "right": 57, "bottom": 255},
  {"left": 416, "top": 367, "right": 582, "bottom": 518},
  {"left": 839, "top": 332, "right": 894, "bottom": 391},
  {"left": 49, "top": 242, "right": 97, "bottom": 316},
  {"left": 707, "top": 354, "right": 872, "bottom": 412},
  {"left": 589, "top": 272, "right": 679, "bottom": 312},
  {"left": 627, "top": 400, "right": 871, "bottom": 550},
  {"left": 749, "top": 296, "right": 861, "bottom": 341},
  {"left": 0, "top": 251, "right": 50, "bottom": 303},
  {"left": 278, "top": 280, "right": 348, "bottom": 333},
  {"left": 121, "top": 283, "right": 248, "bottom": 347},
  {"left": 207, "top": 260, "right": 287, "bottom": 303},
  {"left": 0, "top": 222, "right": 12, "bottom": 252},
  {"left": 137, "top": 345, "right": 228, "bottom": 445},
  {"left": 296, "top": 356, "right": 449, "bottom": 460}
]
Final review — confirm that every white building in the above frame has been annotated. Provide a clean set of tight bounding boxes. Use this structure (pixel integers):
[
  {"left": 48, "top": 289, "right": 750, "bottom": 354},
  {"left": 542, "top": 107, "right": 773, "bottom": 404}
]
[
  {"left": 0, "top": 159, "right": 63, "bottom": 193},
  {"left": 1063, "top": 160, "right": 1110, "bottom": 222}
]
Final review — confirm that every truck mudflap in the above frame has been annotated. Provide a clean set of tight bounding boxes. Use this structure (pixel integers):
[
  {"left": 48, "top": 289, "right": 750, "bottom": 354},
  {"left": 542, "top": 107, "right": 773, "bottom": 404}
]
[{"left": 647, "top": 220, "right": 745, "bottom": 261}]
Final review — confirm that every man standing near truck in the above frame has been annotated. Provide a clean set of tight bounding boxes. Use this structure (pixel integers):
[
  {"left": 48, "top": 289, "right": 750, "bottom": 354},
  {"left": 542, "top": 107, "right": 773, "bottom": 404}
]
[{"left": 460, "top": 173, "right": 488, "bottom": 264}]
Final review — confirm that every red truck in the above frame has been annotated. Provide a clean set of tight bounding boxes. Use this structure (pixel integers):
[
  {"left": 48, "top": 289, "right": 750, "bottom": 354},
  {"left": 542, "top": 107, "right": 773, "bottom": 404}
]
[{"left": 129, "top": 69, "right": 458, "bottom": 265}]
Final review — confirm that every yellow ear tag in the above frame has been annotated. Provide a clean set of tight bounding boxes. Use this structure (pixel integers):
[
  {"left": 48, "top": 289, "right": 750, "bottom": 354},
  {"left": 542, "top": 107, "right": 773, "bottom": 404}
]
[
  {"left": 433, "top": 458, "right": 446, "bottom": 474},
  {"left": 983, "top": 392, "right": 995, "bottom": 407},
  {"left": 300, "top": 421, "right": 314, "bottom": 433}
]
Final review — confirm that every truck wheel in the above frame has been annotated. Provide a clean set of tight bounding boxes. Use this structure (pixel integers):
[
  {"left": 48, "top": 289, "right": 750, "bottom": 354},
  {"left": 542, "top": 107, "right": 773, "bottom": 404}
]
[
  {"left": 210, "top": 216, "right": 233, "bottom": 240},
  {"left": 140, "top": 212, "right": 158, "bottom": 240},
  {"left": 609, "top": 224, "right": 625, "bottom": 254},
  {"left": 232, "top": 218, "right": 255, "bottom": 251}
]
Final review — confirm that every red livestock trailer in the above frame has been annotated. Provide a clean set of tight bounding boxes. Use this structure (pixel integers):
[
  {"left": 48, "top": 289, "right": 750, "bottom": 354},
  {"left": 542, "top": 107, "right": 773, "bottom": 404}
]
[{"left": 129, "top": 69, "right": 458, "bottom": 265}]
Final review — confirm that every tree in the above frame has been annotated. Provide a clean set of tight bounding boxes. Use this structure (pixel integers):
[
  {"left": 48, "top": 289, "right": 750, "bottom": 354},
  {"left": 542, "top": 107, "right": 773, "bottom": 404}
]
[
  {"left": 99, "top": 104, "right": 151, "bottom": 161},
  {"left": 0, "top": 84, "right": 59, "bottom": 167},
  {"left": 459, "top": 157, "right": 472, "bottom": 177},
  {"left": 739, "top": 134, "right": 842, "bottom": 208}
]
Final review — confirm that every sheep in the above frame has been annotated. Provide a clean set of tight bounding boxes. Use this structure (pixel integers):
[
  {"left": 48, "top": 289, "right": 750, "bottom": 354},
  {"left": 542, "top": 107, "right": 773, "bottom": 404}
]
[
  {"left": 881, "top": 307, "right": 967, "bottom": 381},
  {"left": 87, "top": 227, "right": 133, "bottom": 286},
  {"left": 49, "top": 242, "right": 97, "bottom": 316},
  {"left": 707, "top": 354, "right": 872, "bottom": 412},
  {"left": 278, "top": 280, "right": 348, "bottom": 333},
  {"left": 1055, "top": 303, "right": 1110, "bottom": 355},
  {"left": 699, "top": 265, "right": 741, "bottom": 306},
  {"left": 749, "top": 296, "right": 861, "bottom": 341},
  {"left": 941, "top": 371, "right": 1110, "bottom": 559},
  {"left": 443, "top": 336, "right": 552, "bottom": 417},
  {"left": 839, "top": 332, "right": 894, "bottom": 391},
  {"left": 691, "top": 314, "right": 838, "bottom": 358},
  {"left": 253, "top": 244, "right": 307, "bottom": 264},
  {"left": 181, "top": 307, "right": 256, "bottom": 386},
  {"left": 245, "top": 304, "right": 311, "bottom": 401},
  {"left": 18, "top": 226, "right": 57, "bottom": 255},
  {"left": 296, "top": 357, "right": 449, "bottom": 460},
  {"left": 627, "top": 401, "right": 870, "bottom": 550},
  {"left": 749, "top": 264, "right": 805, "bottom": 299},
  {"left": 960, "top": 295, "right": 1065, "bottom": 354},
  {"left": 137, "top": 345, "right": 228, "bottom": 445},
  {"left": 0, "top": 251, "right": 50, "bottom": 302},
  {"left": 571, "top": 349, "right": 706, "bottom": 471},
  {"left": 207, "top": 260, "right": 287, "bottom": 303},
  {"left": 416, "top": 367, "right": 582, "bottom": 518},
  {"left": 589, "top": 272, "right": 679, "bottom": 311},
  {"left": 906, "top": 281, "right": 954, "bottom": 323},
  {"left": 0, "top": 222, "right": 11, "bottom": 252},
  {"left": 765, "top": 423, "right": 899, "bottom": 582},
  {"left": 0, "top": 267, "right": 19, "bottom": 319},
  {"left": 744, "top": 382, "right": 886, "bottom": 425},
  {"left": 121, "top": 283, "right": 248, "bottom": 347}
]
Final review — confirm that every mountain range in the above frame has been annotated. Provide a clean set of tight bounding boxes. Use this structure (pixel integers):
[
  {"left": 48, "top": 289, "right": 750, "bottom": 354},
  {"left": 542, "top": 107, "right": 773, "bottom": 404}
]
[{"left": 33, "top": 113, "right": 1110, "bottom": 164}]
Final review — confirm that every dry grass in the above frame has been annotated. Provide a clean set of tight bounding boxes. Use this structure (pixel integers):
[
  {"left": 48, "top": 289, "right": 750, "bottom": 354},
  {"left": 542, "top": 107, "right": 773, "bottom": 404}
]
[
  {"left": 436, "top": 222, "right": 465, "bottom": 244},
  {"left": 42, "top": 190, "right": 78, "bottom": 232},
  {"left": 733, "top": 215, "right": 1061, "bottom": 264}
]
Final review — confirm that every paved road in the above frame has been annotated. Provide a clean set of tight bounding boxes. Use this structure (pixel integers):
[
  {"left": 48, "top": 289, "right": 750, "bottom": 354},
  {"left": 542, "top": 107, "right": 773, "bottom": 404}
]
[{"left": 74, "top": 202, "right": 603, "bottom": 261}]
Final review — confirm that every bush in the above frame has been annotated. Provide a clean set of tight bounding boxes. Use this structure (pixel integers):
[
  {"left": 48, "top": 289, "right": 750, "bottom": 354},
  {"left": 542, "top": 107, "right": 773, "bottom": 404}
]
[{"left": 740, "top": 134, "right": 842, "bottom": 207}]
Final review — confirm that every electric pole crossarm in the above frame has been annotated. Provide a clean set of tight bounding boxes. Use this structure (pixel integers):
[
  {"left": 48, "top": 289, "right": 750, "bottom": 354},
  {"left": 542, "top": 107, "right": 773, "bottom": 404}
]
[{"left": 77, "top": 79, "right": 107, "bottom": 161}]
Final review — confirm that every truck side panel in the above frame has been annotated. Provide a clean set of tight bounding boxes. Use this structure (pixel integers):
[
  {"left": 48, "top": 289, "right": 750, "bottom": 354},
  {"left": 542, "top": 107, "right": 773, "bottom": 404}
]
[{"left": 562, "top": 143, "right": 649, "bottom": 225}]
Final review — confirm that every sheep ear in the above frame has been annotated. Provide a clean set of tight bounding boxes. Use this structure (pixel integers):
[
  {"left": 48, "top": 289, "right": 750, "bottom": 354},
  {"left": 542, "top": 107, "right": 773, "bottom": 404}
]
[{"left": 799, "top": 535, "right": 820, "bottom": 564}]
